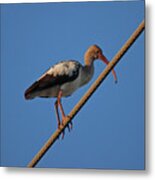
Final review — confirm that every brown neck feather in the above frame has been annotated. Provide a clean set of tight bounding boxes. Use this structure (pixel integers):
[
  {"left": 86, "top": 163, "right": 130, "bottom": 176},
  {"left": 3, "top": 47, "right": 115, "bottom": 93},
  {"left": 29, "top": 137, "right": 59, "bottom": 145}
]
[{"left": 84, "top": 56, "right": 94, "bottom": 66}]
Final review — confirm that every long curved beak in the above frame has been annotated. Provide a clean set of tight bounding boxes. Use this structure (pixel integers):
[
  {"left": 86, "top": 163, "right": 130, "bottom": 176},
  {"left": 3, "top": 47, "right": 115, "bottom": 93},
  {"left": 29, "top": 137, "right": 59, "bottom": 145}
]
[{"left": 98, "top": 53, "right": 117, "bottom": 83}]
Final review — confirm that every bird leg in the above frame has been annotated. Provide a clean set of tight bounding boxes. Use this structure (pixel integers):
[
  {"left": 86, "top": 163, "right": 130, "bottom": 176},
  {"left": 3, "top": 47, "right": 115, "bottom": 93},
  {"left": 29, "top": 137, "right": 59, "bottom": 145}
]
[
  {"left": 57, "top": 90, "right": 66, "bottom": 124},
  {"left": 54, "top": 100, "right": 61, "bottom": 129},
  {"left": 54, "top": 100, "right": 63, "bottom": 139},
  {"left": 57, "top": 90, "right": 73, "bottom": 132},
  {"left": 55, "top": 97, "right": 65, "bottom": 139}
]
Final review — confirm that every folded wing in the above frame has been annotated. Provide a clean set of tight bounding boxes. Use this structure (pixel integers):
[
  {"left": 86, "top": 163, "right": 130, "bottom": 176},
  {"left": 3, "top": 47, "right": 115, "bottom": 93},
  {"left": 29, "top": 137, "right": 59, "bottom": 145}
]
[{"left": 24, "top": 60, "right": 81, "bottom": 99}]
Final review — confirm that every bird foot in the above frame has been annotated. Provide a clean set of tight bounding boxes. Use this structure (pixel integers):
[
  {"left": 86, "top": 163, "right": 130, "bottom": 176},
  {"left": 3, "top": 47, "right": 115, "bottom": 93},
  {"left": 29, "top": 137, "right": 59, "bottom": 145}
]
[
  {"left": 62, "top": 115, "right": 73, "bottom": 132},
  {"left": 57, "top": 122, "right": 61, "bottom": 129},
  {"left": 57, "top": 123, "right": 65, "bottom": 140},
  {"left": 68, "top": 122, "right": 73, "bottom": 132},
  {"left": 61, "top": 115, "right": 69, "bottom": 126},
  {"left": 58, "top": 116, "right": 73, "bottom": 139}
]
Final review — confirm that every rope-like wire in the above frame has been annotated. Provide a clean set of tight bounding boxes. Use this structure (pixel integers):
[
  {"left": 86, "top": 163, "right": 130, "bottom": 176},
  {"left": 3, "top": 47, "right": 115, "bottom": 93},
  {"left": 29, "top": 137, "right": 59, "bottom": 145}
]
[{"left": 27, "top": 20, "right": 145, "bottom": 168}]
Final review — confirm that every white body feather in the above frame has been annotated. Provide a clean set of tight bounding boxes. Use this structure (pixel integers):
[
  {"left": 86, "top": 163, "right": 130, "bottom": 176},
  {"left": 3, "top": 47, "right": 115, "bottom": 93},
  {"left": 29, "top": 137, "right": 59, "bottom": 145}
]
[{"left": 29, "top": 60, "right": 94, "bottom": 98}]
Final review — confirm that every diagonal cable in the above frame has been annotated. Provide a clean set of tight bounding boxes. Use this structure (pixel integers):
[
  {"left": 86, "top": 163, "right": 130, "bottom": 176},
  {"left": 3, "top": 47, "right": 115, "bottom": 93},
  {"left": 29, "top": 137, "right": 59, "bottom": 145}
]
[{"left": 27, "top": 20, "right": 145, "bottom": 168}]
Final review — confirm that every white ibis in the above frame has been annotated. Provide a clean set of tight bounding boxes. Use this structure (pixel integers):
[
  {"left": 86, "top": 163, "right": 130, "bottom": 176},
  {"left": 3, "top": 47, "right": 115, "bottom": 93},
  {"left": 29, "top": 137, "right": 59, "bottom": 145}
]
[{"left": 25, "top": 45, "right": 117, "bottom": 138}]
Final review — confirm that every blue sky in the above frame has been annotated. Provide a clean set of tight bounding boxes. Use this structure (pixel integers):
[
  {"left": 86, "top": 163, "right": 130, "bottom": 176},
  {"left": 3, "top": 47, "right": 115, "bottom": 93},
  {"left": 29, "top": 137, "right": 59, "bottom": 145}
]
[{"left": 1, "top": 1, "right": 144, "bottom": 169}]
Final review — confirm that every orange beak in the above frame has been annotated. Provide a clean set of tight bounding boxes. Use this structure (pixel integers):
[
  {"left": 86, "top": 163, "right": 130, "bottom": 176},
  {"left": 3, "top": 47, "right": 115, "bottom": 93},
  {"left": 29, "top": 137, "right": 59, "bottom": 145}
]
[{"left": 98, "top": 52, "right": 117, "bottom": 83}]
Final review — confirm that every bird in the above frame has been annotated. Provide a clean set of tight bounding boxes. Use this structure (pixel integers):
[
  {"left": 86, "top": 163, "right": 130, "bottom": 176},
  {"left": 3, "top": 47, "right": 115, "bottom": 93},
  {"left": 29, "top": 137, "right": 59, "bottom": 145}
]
[{"left": 24, "top": 45, "right": 117, "bottom": 138}]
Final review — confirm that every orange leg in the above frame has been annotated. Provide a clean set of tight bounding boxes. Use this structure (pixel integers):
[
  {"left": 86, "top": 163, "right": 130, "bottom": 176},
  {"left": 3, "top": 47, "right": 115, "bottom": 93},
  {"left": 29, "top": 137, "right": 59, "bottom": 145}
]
[
  {"left": 57, "top": 90, "right": 67, "bottom": 139},
  {"left": 57, "top": 90, "right": 73, "bottom": 138},
  {"left": 54, "top": 100, "right": 61, "bottom": 129},
  {"left": 54, "top": 100, "right": 63, "bottom": 139},
  {"left": 57, "top": 90, "right": 66, "bottom": 124},
  {"left": 55, "top": 98, "right": 65, "bottom": 139}
]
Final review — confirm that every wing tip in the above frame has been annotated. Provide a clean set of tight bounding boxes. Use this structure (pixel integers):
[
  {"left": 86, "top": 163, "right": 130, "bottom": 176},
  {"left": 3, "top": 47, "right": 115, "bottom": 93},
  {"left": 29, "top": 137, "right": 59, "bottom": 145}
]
[
  {"left": 24, "top": 81, "right": 39, "bottom": 100},
  {"left": 24, "top": 89, "right": 34, "bottom": 100},
  {"left": 24, "top": 91, "right": 32, "bottom": 100}
]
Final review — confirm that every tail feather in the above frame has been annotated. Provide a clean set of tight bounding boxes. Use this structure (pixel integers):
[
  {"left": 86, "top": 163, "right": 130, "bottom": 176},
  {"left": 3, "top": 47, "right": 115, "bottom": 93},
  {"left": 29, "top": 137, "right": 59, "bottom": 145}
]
[{"left": 24, "top": 81, "right": 39, "bottom": 100}]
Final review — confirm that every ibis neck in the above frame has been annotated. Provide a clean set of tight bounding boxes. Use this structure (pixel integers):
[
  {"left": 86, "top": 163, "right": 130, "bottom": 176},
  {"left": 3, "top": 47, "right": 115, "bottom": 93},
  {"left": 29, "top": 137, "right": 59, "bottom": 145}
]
[
  {"left": 80, "top": 63, "right": 94, "bottom": 86},
  {"left": 84, "top": 56, "right": 94, "bottom": 66}
]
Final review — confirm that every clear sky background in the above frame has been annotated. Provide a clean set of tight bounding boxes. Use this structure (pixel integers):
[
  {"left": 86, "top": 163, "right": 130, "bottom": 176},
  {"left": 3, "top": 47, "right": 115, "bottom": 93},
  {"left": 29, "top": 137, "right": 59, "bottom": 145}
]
[{"left": 1, "top": 0, "right": 144, "bottom": 169}]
